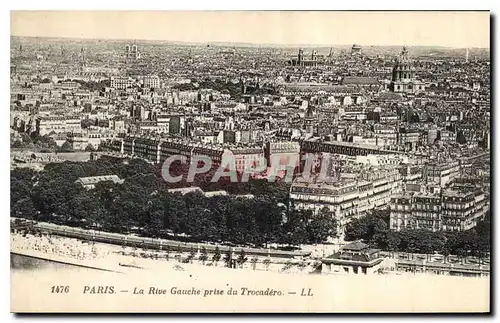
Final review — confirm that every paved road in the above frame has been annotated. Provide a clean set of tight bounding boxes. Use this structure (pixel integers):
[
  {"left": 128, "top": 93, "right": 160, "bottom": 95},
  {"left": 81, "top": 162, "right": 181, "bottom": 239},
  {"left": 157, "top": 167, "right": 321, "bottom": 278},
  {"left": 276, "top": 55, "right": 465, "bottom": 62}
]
[
  {"left": 379, "top": 251, "right": 490, "bottom": 267},
  {"left": 12, "top": 219, "right": 311, "bottom": 259}
]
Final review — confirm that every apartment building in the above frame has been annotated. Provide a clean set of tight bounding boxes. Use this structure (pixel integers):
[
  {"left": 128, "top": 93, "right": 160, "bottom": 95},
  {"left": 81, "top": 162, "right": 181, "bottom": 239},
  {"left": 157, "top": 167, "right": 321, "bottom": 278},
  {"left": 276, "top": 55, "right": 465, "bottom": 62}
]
[
  {"left": 35, "top": 116, "right": 81, "bottom": 136},
  {"left": 133, "top": 137, "right": 162, "bottom": 163},
  {"left": 265, "top": 141, "right": 301, "bottom": 170},
  {"left": 110, "top": 76, "right": 135, "bottom": 89},
  {"left": 290, "top": 167, "right": 402, "bottom": 236},
  {"left": 373, "top": 124, "right": 397, "bottom": 146},
  {"left": 398, "top": 164, "right": 423, "bottom": 183},
  {"left": 143, "top": 75, "right": 161, "bottom": 89},
  {"left": 439, "top": 130, "right": 457, "bottom": 144},
  {"left": 424, "top": 161, "right": 460, "bottom": 187},
  {"left": 58, "top": 81, "right": 80, "bottom": 90},
  {"left": 398, "top": 130, "right": 421, "bottom": 147},
  {"left": 109, "top": 117, "right": 126, "bottom": 134},
  {"left": 441, "top": 188, "right": 488, "bottom": 231},
  {"left": 229, "top": 146, "right": 265, "bottom": 173},
  {"left": 116, "top": 136, "right": 263, "bottom": 172},
  {"left": 390, "top": 186, "right": 489, "bottom": 232}
]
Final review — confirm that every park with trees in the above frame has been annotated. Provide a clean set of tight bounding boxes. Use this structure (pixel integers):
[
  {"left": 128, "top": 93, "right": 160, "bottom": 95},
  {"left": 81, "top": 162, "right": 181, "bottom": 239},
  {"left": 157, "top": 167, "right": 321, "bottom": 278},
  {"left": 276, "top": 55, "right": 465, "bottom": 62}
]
[
  {"left": 11, "top": 132, "right": 59, "bottom": 152},
  {"left": 10, "top": 156, "right": 336, "bottom": 247}
]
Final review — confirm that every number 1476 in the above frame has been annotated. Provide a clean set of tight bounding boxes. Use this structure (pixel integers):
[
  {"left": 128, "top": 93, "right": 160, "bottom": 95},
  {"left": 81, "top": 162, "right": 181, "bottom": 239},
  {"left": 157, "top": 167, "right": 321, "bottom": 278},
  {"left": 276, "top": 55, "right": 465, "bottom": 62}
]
[{"left": 51, "top": 285, "right": 70, "bottom": 293}]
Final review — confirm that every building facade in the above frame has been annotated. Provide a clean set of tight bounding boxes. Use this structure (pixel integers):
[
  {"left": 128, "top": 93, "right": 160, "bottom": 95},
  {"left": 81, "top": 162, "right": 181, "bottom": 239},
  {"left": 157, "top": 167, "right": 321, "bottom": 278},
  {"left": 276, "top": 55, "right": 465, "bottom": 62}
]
[
  {"left": 288, "top": 49, "right": 320, "bottom": 67},
  {"left": 321, "top": 241, "right": 386, "bottom": 275},
  {"left": 390, "top": 187, "right": 489, "bottom": 232},
  {"left": 110, "top": 76, "right": 135, "bottom": 89},
  {"left": 390, "top": 47, "right": 426, "bottom": 93},
  {"left": 143, "top": 75, "right": 161, "bottom": 89},
  {"left": 424, "top": 161, "right": 460, "bottom": 187},
  {"left": 35, "top": 116, "right": 81, "bottom": 136},
  {"left": 290, "top": 167, "right": 402, "bottom": 236}
]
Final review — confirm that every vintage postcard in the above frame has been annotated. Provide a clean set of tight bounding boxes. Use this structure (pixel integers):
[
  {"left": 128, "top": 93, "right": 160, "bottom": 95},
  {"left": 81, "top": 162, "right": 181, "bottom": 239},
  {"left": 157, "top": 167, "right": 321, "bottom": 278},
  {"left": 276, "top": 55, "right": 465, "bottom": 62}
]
[{"left": 10, "top": 10, "right": 491, "bottom": 313}]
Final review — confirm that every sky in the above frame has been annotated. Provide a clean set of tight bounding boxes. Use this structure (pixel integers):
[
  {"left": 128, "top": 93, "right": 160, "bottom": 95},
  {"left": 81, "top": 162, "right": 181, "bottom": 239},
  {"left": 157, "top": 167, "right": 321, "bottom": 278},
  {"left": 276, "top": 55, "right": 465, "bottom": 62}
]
[{"left": 10, "top": 11, "right": 490, "bottom": 48}]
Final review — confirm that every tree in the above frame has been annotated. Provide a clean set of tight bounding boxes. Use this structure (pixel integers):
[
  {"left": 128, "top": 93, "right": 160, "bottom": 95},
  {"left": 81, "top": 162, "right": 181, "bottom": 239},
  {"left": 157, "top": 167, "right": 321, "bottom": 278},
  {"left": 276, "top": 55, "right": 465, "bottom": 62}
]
[
  {"left": 281, "top": 209, "right": 309, "bottom": 246},
  {"left": 473, "top": 235, "right": 490, "bottom": 263},
  {"left": 250, "top": 256, "right": 258, "bottom": 270},
  {"left": 223, "top": 249, "right": 233, "bottom": 268},
  {"left": 164, "top": 245, "right": 171, "bottom": 261},
  {"left": 33, "top": 135, "right": 58, "bottom": 150},
  {"left": 307, "top": 207, "right": 337, "bottom": 244},
  {"left": 384, "top": 231, "right": 401, "bottom": 255},
  {"left": 344, "top": 212, "right": 388, "bottom": 243},
  {"left": 11, "top": 197, "right": 36, "bottom": 219},
  {"left": 398, "top": 230, "right": 419, "bottom": 256},
  {"left": 417, "top": 231, "right": 445, "bottom": 255},
  {"left": 85, "top": 144, "right": 95, "bottom": 152},
  {"left": 440, "top": 242, "right": 452, "bottom": 264},
  {"left": 212, "top": 246, "right": 221, "bottom": 266},
  {"left": 199, "top": 246, "right": 208, "bottom": 265},
  {"left": 11, "top": 140, "right": 24, "bottom": 148},
  {"left": 263, "top": 258, "right": 271, "bottom": 271},
  {"left": 187, "top": 246, "right": 196, "bottom": 264},
  {"left": 20, "top": 133, "right": 33, "bottom": 144},
  {"left": 237, "top": 249, "right": 248, "bottom": 268},
  {"left": 11, "top": 175, "right": 34, "bottom": 211},
  {"left": 67, "top": 190, "right": 107, "bottom": 225},
  {"left": 10, "top": 132, "right": 17, "bottom": 145},
  {"left": 372, "top": 209, "right": 390, "bottom": 227},
  {"left": 474, "top": 214, "right": 491, "bottom": 259},
  {"left": 59, "top": 141, "right": 74, "bottom": 153},
  {"left": 145, "top": 201, "right": 164, "bottom": 238}
]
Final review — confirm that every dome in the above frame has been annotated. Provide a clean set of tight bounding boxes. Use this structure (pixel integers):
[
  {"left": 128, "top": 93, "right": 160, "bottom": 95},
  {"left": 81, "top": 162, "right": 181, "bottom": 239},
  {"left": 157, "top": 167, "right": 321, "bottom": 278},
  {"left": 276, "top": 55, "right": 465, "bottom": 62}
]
[{"left": 396, "top": 46, "right": 411, "bottom": 64}]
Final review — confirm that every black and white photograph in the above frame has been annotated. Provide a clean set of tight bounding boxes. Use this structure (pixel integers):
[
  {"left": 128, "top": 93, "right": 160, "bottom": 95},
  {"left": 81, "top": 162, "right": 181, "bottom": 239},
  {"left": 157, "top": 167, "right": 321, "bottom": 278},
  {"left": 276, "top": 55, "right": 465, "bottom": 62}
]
[{"left": 9, "top": 10, "right": 491, "bottom": 313}]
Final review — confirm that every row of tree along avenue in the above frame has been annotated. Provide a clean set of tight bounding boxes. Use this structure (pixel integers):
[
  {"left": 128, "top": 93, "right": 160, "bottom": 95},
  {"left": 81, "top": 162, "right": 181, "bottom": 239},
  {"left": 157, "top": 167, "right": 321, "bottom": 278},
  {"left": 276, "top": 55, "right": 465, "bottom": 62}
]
[{"left": 344, "top": 210, "right": 490, "bottom": 260}]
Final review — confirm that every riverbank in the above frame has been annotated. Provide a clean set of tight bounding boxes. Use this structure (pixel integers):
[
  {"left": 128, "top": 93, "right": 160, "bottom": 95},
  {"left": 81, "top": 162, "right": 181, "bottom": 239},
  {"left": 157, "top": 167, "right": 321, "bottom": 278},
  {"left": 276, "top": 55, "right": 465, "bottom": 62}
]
[
  {"left": 10, "top": 232, "right": 323, "bottom": 275},
  {"left": 13, "top": 215, "right": 492, "bottom": 281}
]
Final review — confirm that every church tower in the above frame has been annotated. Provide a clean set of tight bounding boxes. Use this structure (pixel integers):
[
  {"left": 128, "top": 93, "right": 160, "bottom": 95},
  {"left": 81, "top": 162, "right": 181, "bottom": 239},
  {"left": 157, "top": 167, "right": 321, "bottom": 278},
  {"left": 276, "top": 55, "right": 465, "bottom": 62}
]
[
  {"left": 79, "top": 47, "right": 86, "bottom": 72},
  {"left": 125, "top": 42, "right": 140, "bottom": 60},
  {"left": 304, "top": 104, "right": 317, "bottom": 136},
  {"left": 298, "top": 49, "right": 304, "bottom": 66}
]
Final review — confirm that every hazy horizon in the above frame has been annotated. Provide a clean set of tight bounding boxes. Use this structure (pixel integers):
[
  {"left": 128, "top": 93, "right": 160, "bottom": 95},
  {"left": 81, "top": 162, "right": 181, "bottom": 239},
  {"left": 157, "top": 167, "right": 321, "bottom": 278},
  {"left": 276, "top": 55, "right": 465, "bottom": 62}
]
[
  {"left": 10, "top": 35, "right": 490, "bottom": 50},
  {"left": 11, "top": 11, "right": 490, "bottom": 49}
]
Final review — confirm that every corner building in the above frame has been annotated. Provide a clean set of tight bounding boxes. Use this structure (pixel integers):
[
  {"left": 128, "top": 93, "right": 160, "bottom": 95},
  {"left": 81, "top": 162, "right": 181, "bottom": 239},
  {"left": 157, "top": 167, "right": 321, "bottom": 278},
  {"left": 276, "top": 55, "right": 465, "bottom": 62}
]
[
  {"left": 390, "top": 187, "right": 489, "bottom": 232},
  {"left": 290, "top": 167, "right": 402, "bottom": 237}
]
